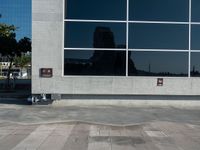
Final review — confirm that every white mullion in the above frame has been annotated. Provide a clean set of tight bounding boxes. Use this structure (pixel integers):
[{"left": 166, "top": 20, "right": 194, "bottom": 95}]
[
  {"left": 189, "top": 0, "right": 192, "bottom": 77},
  {"left": 65, "top": 19, "right": 190, "bottom": 25},
  {"left": 65, "top": 19, "right": 126, "bottom": 23},
  {"left": 126, "top": 0, "right": 129, "bottom": 77},
  {"left": 62, "top": 0, "right": 65, "bottom": 76},
  {"left": 191, "top": 22, "right": 200, "bottom": 25},
  {"left": 128, "top": 20, "right": 189, "bottom": 25},
  {"left": 191, "top": 50, "right": 200, "bottom": 52}
]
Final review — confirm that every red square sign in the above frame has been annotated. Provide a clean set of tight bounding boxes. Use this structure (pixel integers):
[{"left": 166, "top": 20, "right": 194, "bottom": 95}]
[
  {"left": 157, "top": 78, "right": 163, "bottom": 86},
  {"left": 40, "top": 68, "right": 53, "bottom": 78}
]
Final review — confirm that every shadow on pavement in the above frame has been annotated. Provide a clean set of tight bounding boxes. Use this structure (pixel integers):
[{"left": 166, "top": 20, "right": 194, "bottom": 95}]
[
  {"left": 0, "top": 98, "right": 31, "bottom": 105},
  {"left": 0, "top": 89, "right": 31, "bottom": 105}
]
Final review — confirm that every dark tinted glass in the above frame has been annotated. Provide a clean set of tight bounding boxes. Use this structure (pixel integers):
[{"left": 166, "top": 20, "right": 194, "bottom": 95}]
[
  {"left": 64, "top": 50, "right": 126, "bottom": 76},
  {"left": 65, "top": 0, "right": 126, "bottom": 20},
  {"left": 192, "top": 0, "right": 200, "bottom": 22},
  {"left": 64, "top": 22, "right": 126, "bottom": 48},
  {"left": 129, "top": 0, "right": 188, "bottom": 21},
  {"left": 128, "top": 51, "right": 188, "bottom": 76},
  {"left": 191, "top": 25, "right": 200, "bottom": 50},
  {"left": 129, "top": 23, "right": 189, "bottom": 49},
  {"left": 191, "top": 52, "right": 200, "bottom": 77}
]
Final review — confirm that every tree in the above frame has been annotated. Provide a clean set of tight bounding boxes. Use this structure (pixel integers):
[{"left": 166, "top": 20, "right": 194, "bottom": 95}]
[
  {"left": 0, "top": 23, "right": 16, "bottom": 37},
  {"left": 0, "top": 23, "right": 31, "bottom": 89},
  {"left": 14, "top": 55, "right": 31, "bottom": 78}
]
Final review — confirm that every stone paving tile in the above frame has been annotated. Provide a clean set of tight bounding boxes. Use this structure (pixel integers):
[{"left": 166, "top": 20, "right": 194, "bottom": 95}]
[
  {"left": 37, "top": 124, "right": 75, "bottom": 150},
  {"left": 0, "top": 122, "right": 199, "bottom": 150},
  {"left": 11, "top": 124, "right": 57, "bottom": 150},
  {"left": 0, "top": 125, "right": 21, "bottom": 141},
  {"left": 0, "top": 125, "right": 37, "bottom": 150},
  {"left": 88, "top": 136, "right": 111, "bottom": 150},
  {"left": 147, "top": 122, "right": 200, "bottom": 150},
  {"left": 61, "top": 123, "right": 90, "bottom": 150}
]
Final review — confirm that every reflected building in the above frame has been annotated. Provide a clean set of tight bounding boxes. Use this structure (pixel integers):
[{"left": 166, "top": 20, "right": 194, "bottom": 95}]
[{"left": 90, "top": 26, "right": 125, "bottom": 75}]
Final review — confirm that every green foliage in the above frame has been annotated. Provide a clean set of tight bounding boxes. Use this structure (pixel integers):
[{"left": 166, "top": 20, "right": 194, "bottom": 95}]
[
  {"left": 0, "top": 23, "right": 16, "bottom": 38},
  {"left": 0, "top": 23, "right": 31, "bottom": 89},
  {"left": 17, "top": 37, "right": 31, "bottom": 53},
  {"left": 14, "top": 55, "right": 31, "bottom": 68}
]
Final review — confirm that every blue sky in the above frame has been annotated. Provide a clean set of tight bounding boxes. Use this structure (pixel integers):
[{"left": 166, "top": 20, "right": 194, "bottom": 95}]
[{"left": 0, "top": 0, "right": 31, "bottom": 40}]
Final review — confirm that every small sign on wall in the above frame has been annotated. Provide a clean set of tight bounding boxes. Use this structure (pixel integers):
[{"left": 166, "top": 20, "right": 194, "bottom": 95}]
[
  {"left": 157, "top": 78, "right": 163, "bottom": 86},
  {"left": 40, "top": 68, "right": 53, "bottom": 78}
]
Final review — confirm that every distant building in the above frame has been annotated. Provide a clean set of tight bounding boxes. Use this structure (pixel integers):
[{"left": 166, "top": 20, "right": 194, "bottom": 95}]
[{"left": 32, "top": 0, "right": 200, "bottom": 98}]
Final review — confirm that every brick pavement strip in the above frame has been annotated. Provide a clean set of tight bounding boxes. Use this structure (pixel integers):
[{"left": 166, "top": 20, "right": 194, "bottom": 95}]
[
  {"left": 11, "top": 125, "right": 57, "bottom": 150},
  {"left": 0, "top": 125, "right": 37, "bottom": 150},
  {"left": 61, "top": 123, "right": 90, "bottom": 150},
  {"left": 37, "top": 124, "right": 75, "bottom": 150}
]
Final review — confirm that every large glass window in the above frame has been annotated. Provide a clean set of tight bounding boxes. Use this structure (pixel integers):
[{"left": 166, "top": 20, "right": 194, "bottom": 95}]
[
  {"left": 64, "top": 22, "right": 126, "bottom": 48},
  {"left": 65, "top": 0, "right": 126, "bottom": 20},
  {"left": 128, "top": 51, "right": 188, "bottom": 76},
  {"left": 129, "top": 0, "right": 189, "bottom": 22},
  {"left": 64, "top": 50, "right": 126, "bottom": 76},
  {"left": 64, "top": 0, "right": 199, "bottom": 77},
  {"left": 129, "top": 24, "right": 189, "bottom": 49}
]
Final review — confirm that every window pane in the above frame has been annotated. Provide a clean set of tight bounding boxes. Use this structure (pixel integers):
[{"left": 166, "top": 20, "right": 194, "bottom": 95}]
[
  {"left": 192, "top": 0, "right": 200, "bottom": 22},
  {"left": 129, "top": 23, "right": 189, "bottom": 49},
  {"left": 191, "top": 25, "right": 200, "bottom": 50},
  {"left": 128, "top": 51, "right": 188, "bottom": 76},
  {"left": 65, "top": 0, "right": 126, "bottom": 20},
  {"left": 64, "top": 22, "right": 126, "bottom": 48},
  {"left": 191, "top": 53, "right": 200, "bottom": 77},
  {"left": 129, "top": 0, "right": 189, "bottom": 21},
  {"left": 64, "top": 50, "right": 126, "bottom": 76}
]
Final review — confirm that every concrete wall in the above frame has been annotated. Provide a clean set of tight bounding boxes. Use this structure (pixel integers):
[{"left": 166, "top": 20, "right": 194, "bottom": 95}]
[{"left": 32, "top": 0, "right": 200, "bottom": 96}]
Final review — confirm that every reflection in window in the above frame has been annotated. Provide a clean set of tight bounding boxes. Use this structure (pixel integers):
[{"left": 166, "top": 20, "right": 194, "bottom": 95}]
[
  {"left": 64, "top": 50, "right": 126, "bottom": 76},
  {"left": 191, "top": 53, "right": 200, "bottom": 77},
  {"left": 192, "top": 0, "right": 200, "bottom": 22},
  {"left": 129, "top": 0, "right": 188, "bottom": 21},
  {"left": 191, "top": 25, "right": 200, "bottom": 50},
  {"left": 65, "top": 0, "right": 126, "bottom": 20},
  {"left": 129, "top": 23, "right": 189, "bottom": 49},
  {"left": 64, "top": 22, "right": 126, "bottom": 48},
  {"left": 128, "top": 51, "right": 188, "bottom": 76}
]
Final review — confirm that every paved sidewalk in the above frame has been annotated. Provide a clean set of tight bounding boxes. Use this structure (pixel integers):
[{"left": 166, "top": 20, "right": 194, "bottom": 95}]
[
  {"left": 0, "top": 103, "right": 200, "bottom": 125},
  {"left": 0, "top": 121, "right": 200, "bottom": 150},
  {"left": 0, "top": 101, "right": 200, "bottom": 149}
]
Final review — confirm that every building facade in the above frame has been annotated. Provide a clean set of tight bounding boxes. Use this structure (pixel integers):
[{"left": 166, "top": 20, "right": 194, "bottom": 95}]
[{"left": 32, "top": 0, "right": 200, "bottom": 97}]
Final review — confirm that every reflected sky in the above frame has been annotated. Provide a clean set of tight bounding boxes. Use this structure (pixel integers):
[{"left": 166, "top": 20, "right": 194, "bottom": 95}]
[
  {"left": 192, "top": 0, "right": 200, "bottom": 22},
  {"left": 130, "top": 0, "right": 189, "bottom": 21},
  {"left": 64, "top": 50, "right": 94, "bottom": 59},
  {"left": 129, "top": 51, "right": 188, "bottom": 76},
  {"left": 66, "top": 0, "right": 126, "bottom": 20},
  {"left": 191, "top": 25, "right": 200, "bottom": 50},
  {"left": 129, "top": 23, "right": 189, "bottom": 49}
]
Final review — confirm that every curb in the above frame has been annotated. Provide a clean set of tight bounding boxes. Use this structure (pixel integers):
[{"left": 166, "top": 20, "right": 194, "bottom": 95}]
[{"left": 52, "top": 99, "right": 200, "bottom": 109}]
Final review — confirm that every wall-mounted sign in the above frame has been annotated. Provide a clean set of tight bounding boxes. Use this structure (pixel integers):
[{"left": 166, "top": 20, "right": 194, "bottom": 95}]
[
  {"left": 157, "top": 78, "right": 163, "bottom": 86},
  {"left": 40, "top": 68, "right": 53, "bottom": 78}
]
